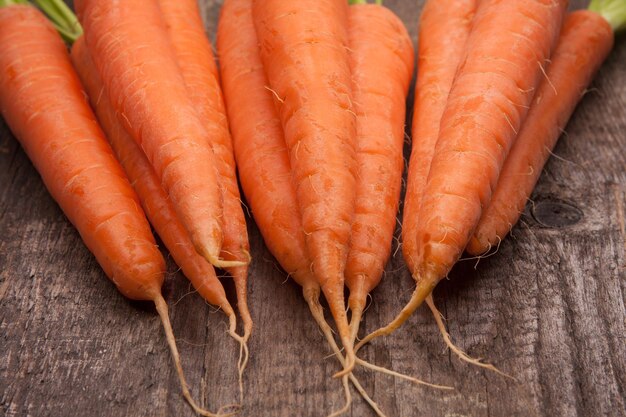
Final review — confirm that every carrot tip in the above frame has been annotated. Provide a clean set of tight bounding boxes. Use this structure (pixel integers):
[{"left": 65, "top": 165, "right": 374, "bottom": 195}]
[
  {"left": 304, "top": 290, "right": 386, "bottom": 416},
  {"left": 208, "top": 257, "right": 249, "bottom": 269},
  {"left": 425, "top": 295, "right": 517, "bottom": 381},
  {"left": 153, "top": 296, "right": 233, "bottom": 417},
  {"left": 355, "top": 276, "right": 436, "bottom": 352}
]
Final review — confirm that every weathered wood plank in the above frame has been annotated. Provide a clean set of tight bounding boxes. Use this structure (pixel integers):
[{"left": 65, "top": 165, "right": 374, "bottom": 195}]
[{"left": 1, "top": 1, "right": 624, "bottom": 416}]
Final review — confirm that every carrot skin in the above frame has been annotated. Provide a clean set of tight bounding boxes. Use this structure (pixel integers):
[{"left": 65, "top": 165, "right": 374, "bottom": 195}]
[
  {"left": 75, "top": 0, "right": 226, "bottom": 266},
  {"left": 0, "top": 5, "right": 164, "bottom": 301},
  {"left": 412, "top": 0, "right": 568, "bottom": 283},
  {"left": 402, "top": 0, "right": 476, "bottom": 275},
  {"left": 70, "top": 38, "right": 233, "bottom": 312},
  {"left": 252, "top": 0, "right": 357, "bottom": 369},
  {"left": 467, "top": 10, "right": 614, "bottom": 255},
  {"left": 345, "top": 4, "right": 414, "bottom": 309}
]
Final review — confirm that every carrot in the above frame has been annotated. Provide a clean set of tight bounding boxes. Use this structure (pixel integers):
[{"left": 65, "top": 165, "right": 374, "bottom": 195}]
[
  {"left": 252, "top": 0, "right": 358, "bottom": 376},
  {"left": 153, "top": 0, "right": 252, "bottom": 391},
  {"left": 69, "top": 36, "right": 248, "bottom": 405},
  {"left": 344, "top": 2, "right": 414, "bottom": 346},
  {"left": 394, "top": 0, "right": 506, "bottom": 374},
  {"left": 154, "top": 0, "right": 252, "bottom": 349},
  {"left": 74, "top": 0, "right": 246, "bottom": 270},
  {"left": 467, "top": 2, "right": 623, "bottom": 255},
  {"left": 359, "top": 0, "right": 569, "bottom": 348},
  {"left": 0, "top": 3, "right": 225, "bottom": 416}
]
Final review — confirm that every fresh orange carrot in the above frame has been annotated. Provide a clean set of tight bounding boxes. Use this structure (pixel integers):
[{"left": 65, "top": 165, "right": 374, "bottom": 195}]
[
  {"left": 70, "top": 37, "right": 247, "bottom": 405},
  {"left": 0, "top": 4, "right": 223, "bottom": 416},
  {"left": 468, "top": 4, "right": 621, "bottom": 255},
  {"left": 252, "top": 0, "right": 358, "bottom": 376},
  {"left": 360, "top": 0, "right": 569, "bottom": 348},
  {"left": 74, "top": 0, "right": 244, "bottom": 270},
  {"left": 155, "top": 0, "right": 252, "bottom": 346},
  {"left": 344, "top": 3, "right": 414, "bottom": 345},
  {"left": 402, "top": 0, "right": 476, "bottom": 276}
]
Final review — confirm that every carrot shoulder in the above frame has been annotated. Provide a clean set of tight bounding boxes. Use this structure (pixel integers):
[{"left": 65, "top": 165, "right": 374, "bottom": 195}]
[
  {"left": 345, "top": 3, "right": 414, "bottom": 343},
  {"left": 468, "top": 8, "right": 617, "bottom": 255},
  {"left": 74, "top": 0, "right": 233, "bottom": 269},
  {"left": 252, "top": 0, "right": 358, "bottom": 375}
]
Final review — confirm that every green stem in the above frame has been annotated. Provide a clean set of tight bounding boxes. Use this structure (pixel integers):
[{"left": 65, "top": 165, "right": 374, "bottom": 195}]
[
  {"left": 348, "top": 0, "right": 384, "bottom": 5},
  {"left": 0, "top": 0, "right": 29, "bottom": 8},
  {"left": 589, "top": 0, "right": 626, "bottom": 32},
  {"left": 32, "top": 0, "right": 82, "bottom": 42}
]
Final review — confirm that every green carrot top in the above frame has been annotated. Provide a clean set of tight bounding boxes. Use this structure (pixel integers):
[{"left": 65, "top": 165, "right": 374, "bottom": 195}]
[
  {"left": 589, "top": 0, "right": 626, "bottom": 32},
  {"left": 33, "top": 0, "right": 82, "bottom": 43}
]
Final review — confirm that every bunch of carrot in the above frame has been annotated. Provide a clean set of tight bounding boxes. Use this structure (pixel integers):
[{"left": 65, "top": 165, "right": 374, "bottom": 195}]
[
  {"left": 357, "top": 0, "right": 626, "bottom": 378},
  {"left": 218, "top": 0, "right": 432, "bottom": 414},
  {"left": 1, "top": 0, "right": 624, "bottom": 415},
  {"left": 0, "top": 0, "right": 252, "bottom": 414}
]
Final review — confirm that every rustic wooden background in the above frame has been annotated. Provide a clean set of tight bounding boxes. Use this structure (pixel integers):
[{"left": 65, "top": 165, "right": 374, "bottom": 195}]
[{"left": 1, "top": 1, "right": 625, "bottom": 416}]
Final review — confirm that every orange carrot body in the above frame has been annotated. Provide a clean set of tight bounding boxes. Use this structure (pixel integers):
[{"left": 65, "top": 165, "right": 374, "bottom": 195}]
[
  {"left": 217, "top": 0, "right": 313, "bottom": 290},
  {"left": 252, "top": 0, "right": 357, "bottom": 370},
  {"left": 411, "top": 0, "right": 568, "bottom": 289},
  {"left": 467, "top": 10, "right": 614, "bottom": 254},
  {"left": 70, "top": 38, "right": 233, "bottom": 313},
  {"left": 155, "top": 0, "right": 251, "bottom": 336},
  {"left": 0, "top": 5, "right": 163, "bottom": 301},
  {"left": 75, "top": 0, "right": 226, "bottom": 267},
  {"left": 403, "top": 0, "right": 476, "bottom": 274},
  {"left": 345, "top": 4, "right": 414, "bottom": 335}
]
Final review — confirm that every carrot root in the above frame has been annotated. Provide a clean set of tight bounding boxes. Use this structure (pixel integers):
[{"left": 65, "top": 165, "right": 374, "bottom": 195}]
[
  {"left": 425, "top": 295, "right": 516, "bottom": 381},
  {"left": 355, "top": 274, "right": 437, "bottom": 351},
  {"left": 304, "top": 288, "right": 387, "bottom": 417},
  {"left": 348, "top": 293, "right": 365, "bottom": 346},
  {"left": 153, "top": 296, "right": 239, "bottom": 417},
  {"left": 207, "top": 256, "right": 249, "bottom": 269},
  {"left": 355, "top": 357, "right": 453, "bottom": 390},
  {"left": 226, "top": 311, "right": 248, "bottom": 405}
]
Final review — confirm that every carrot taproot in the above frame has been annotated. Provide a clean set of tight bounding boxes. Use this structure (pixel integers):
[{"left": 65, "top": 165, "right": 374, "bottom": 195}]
[
  {"left": 74, "top": 0, "right": 245, "bottom": 270},
  {"left": 252, "top": 0, "right": 358, "bottom": 376},
  {"left": 344, "top": 2, "right": 414, "bottom": 345},
  {"left": 154, "top": 0, "right": 252, "bottom": 350},
  {"left": 0, "top": 4, "right": 225, "bottom": 416},
  {"left": 359, "top": 0, "right": 569, "bottom": 349},
  {"left": 467, "top": 3, "right": 621, "bottom": 255}
]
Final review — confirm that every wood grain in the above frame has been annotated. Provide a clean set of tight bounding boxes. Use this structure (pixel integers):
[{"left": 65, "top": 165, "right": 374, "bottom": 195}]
[{"left": 1, "top": 1, "right": 624, "bottom": 416}]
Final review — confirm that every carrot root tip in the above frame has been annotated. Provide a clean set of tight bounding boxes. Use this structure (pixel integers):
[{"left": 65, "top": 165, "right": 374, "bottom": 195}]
[
  {"left": 154, "top": 295, "right": 229, "bottom": 417},
  {"left": 425, "top": 295, "right": 516, "bottom": 381}
]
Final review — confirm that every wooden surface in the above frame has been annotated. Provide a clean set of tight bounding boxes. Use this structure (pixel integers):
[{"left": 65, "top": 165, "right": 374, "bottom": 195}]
[{"left": 1, "top": 1, "right": 625, "bottom": 416}]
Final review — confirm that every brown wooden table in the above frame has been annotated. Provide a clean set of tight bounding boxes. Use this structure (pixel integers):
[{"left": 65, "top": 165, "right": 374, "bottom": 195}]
[{"left": 2, "top": 1, "right": 625, "bottom": 416}]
